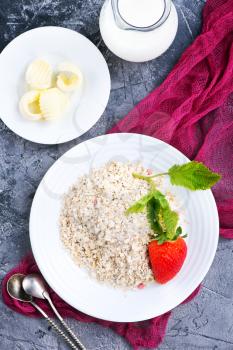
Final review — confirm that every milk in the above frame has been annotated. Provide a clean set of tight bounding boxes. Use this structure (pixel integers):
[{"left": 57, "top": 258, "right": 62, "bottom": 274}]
[
  {"left": 118, "top": 0, "right": 165, "bottom": 27},
  {"left": 99, "top": 0, "right": 178, "bottom": 62}
]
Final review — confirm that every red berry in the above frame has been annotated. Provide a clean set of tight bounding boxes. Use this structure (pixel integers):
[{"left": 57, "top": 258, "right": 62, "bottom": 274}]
[{"left": 148, "top": 238, "right": 187, "bottom": 284}]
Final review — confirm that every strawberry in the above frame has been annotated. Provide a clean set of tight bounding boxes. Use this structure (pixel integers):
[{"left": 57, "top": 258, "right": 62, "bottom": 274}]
[{"left": 148, "top": 237, "right": 187, "bottom": 284}]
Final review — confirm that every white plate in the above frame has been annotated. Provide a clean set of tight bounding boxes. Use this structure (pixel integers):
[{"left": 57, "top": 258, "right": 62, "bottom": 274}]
[
  {"left": 30, "top": 133, "right": 219, "bottom": 322},
  {"left": 0, "top": 27, "right": 110, "bottom": 144}
]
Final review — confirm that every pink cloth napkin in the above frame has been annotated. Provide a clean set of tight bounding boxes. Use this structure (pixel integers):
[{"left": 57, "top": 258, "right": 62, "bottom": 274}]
[
  {"left": 2, "top": 0, "right": 233, "bottom": 348},
  {"left": 2, "top": 254, "right": 200, "bottom": 349}
]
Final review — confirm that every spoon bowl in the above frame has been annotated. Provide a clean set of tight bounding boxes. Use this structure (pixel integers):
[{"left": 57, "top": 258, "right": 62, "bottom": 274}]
[
  {"left": 7, "top": 273, "right": 32, "bottom": 302},
  {"left": 22, "top": 273, "right": 47, "bottom": 299}
]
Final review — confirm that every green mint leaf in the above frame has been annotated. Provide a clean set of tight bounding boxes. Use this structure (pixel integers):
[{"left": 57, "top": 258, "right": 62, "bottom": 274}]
[
  {"left": 159, "top": 206, "right": 179, "bottom": 240},
  {"left": 125, "top": 192, "right": 154, "bottom": 215},
  {"left": 126, "top": 188, "right": 168, "bottom": 216},
  {"left": 152, "top": 190, "right": 169, "bottom": 209},
  {"left": 168, "top": 161, "right": 221, "bottom": 190},
  {"left": 146, "top": 198, "right": 159, "bottom": 231},
  {"left": 146, "top": 198, "right": 163, "bottom": 235}
]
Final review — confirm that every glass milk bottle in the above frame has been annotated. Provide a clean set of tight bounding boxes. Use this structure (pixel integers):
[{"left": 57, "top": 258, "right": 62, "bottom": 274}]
[{"left": 99, "top": 0, "right": 178, "bottom": 62}]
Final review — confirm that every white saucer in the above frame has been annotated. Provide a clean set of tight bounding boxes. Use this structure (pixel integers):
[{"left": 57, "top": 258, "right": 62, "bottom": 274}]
[{"left": 0, "top": 26, "right": 110, "bottom": 144}]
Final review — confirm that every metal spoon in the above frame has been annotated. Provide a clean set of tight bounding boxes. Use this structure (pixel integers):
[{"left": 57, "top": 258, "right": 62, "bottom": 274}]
[
  {"left": 7, "top": 274, "right": 79, "bottom": 350},
  {"left": 22, "top": 273, "right": 86, "bottom": 350}
]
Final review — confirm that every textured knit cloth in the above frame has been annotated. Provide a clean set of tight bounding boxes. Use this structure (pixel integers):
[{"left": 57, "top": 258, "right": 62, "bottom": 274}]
[
  {"left": 2, "top": 254, "right": 200, "bottom": 349},
  {"left": 2, "top": 0, "right": 233, "bottom": 349}
]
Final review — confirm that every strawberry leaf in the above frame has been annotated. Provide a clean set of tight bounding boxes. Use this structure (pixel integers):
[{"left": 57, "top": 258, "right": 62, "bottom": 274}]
[
  {"left": 171, "top": 226, "right": 184, "bottom": 241},
  {"left": 168, "top": 161, "right": 221, "bottom": 190}
]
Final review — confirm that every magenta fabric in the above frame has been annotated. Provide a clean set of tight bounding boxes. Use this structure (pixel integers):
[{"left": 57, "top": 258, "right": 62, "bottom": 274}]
[
  {"left": 2, "top": 254, "right": 200, "bottom": 350},
  {"left": 2, "top": 0, "right": 233, "bottom": 348},
  {"left": 110, "top": 0, "right": 233, "bottom": 239}
]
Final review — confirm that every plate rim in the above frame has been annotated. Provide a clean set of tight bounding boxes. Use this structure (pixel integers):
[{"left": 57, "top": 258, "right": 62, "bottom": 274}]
[
  {"left": 29, "top": 133, "right": 219, "bottom": 321},
  {"left": 0, "top": 26, "right": 111, "bottom": 145}
]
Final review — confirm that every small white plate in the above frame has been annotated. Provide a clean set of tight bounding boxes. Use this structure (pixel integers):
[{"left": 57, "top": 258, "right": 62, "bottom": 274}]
[
  {"left": 0, "top": 27, "right": 110, "bottom": 144},
  {"left": 30, "top": 133, "right": 219, "bottom": 322}
]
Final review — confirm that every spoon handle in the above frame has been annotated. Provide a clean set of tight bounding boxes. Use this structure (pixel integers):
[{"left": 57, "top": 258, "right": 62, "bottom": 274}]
[
  {"left": 43, "top": 291, "right": 86, "bottom": 350},
  {"left": 59, "top": 319, "right": 86, "bottom": 350},
  {"left": 31, "top": 300, "right": 79, "bottom": 350},
  {"left": 46, "top": 318, "right": 80, "bottom": 350}
]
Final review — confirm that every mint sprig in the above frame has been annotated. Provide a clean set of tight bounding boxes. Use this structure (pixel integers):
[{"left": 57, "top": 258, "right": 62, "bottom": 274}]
[{"left": 125, "top": 161, "right": 221, "bottom": 244}]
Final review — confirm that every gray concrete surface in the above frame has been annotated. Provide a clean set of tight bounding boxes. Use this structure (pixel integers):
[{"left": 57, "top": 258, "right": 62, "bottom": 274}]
[{"left": 1, "top": 0, "right": 233, "bottom": 349}]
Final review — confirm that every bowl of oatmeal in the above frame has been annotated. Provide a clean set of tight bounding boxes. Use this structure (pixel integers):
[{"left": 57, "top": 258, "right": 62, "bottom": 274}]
[{"left": 30, "top": 133, "right": 219, "bottom": 322}]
